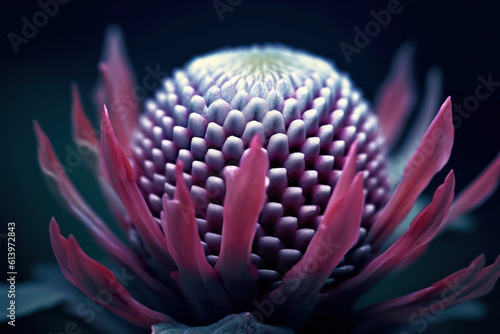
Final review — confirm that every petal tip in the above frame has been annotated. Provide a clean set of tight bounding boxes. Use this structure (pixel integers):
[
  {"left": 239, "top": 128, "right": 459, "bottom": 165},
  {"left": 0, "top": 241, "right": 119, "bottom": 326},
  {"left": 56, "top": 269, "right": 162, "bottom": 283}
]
[
  {"left": 33, "top": 120, "right": 42, "bottom": 138},
  {"left": 250, "top": 133, "right": 263, "bottom": 149}
]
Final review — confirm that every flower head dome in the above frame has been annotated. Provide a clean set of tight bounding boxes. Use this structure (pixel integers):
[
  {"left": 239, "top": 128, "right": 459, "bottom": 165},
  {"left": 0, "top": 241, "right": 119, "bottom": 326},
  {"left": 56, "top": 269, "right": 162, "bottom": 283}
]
[
  {"left": 134, "top": 44, "right": 391, "bottom": 295},
  {"left": 35, "top": 28, "right": 500, "bottom": 333}
]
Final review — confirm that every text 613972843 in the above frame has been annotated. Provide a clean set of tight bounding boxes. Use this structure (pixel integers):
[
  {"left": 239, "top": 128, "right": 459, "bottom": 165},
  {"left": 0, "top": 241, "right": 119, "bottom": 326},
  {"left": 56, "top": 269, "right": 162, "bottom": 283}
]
[{"left": 6, "top": 222, "right": 16, "bottom": 327}]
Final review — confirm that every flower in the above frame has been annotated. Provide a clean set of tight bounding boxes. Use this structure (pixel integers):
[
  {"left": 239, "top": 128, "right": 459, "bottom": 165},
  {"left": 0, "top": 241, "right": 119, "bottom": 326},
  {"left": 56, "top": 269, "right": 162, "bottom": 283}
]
[{"left": 35, "top": 27, "right": 500, "bottom": 333}]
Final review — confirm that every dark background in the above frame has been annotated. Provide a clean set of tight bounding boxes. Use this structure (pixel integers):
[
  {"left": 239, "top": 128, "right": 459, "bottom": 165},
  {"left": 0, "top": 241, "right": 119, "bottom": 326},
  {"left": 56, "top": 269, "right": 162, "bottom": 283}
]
[{"left": 1, "top": 0, "right": 499, "bottom": 333}]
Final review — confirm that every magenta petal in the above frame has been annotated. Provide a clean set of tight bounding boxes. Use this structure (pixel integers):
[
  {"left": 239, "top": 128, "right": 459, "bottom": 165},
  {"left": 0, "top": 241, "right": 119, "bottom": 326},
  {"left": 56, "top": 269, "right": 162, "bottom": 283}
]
[
  {"left": 161, "top": 161, "right": 232, "bottom": 324},
  {"left": 374, "top": 43, "right": 416, "bottom": 148},
  {"left": 71, "top": 83, "right": 99, "bottom": 152},
  {"left": 49, "top": 218, "right": 76, "bottom": 287},
  {"left": 367, "top": 255, "right": 485, "bottom": 314},
  {"left": 36, "top": 121, "right": 110, "bottom": 237},
  {"left": 70, "top": 84, "right": 133, "bottom": 233},
  {"left": 315, "top": 173, "right": 364, "bottom": 280},
  {"left": 100, "top": 106, "right": 175, "bottom": 275},
  {"left": 268, "top": 173, "right": 365, "bottom": 325},
  {"left": 357, "top": 255, "right": 486, "bottom": 330},
  {"left": 215, "top": 135, "right": 268, "bottom": 308},
  {"left": 329, "top": 140, "right": 358, "bottom": 204},
  {"left": 285, "top": 141, "right": 362, "bottom": 292},
  {"left": 368, "top": 97, "right": 454, "bottom": 249},
  {"left": 162, "top": 161, "right": 213, "bottom": 274},
  {"left": 359, "top": 254, "right": 500, "bottom": 331},
  {"left": 97, "top": 173, "right": 134, "bottom": 234},
  {"left": 340, "top": 170, "right": 455, "bottom": 294},
  {"left": 455, "top": 254, "right": 500, "bottom": 304},
  {"left": 50, "top": 218, "right": 173, "bottom": 328},
  {"left": 36, "top": 124, "right": 168, "bottom": 293},
  {"left": 445, "top": 152, "right": 500, "bottom": 225},
  {"left": 97, "top": 26, "right": 138, "bottom": 157},
  {"left": 395, "top": 69, "right": 442, "bottom": 163},
  {"left": 429, "top": 254, "right": 485, "bottom": 294}
]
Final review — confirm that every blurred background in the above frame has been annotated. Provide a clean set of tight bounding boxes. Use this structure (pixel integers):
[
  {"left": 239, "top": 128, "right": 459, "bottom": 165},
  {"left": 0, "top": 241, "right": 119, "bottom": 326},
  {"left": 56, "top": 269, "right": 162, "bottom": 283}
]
[{"left": 1, "top": 0, "right": 499, "bottom": 333}]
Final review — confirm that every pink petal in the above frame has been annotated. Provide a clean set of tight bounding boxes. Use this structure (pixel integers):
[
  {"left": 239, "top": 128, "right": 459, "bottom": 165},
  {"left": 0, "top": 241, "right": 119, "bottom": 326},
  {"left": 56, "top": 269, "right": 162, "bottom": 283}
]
[
  {"left": 162, "top": 161, "right": 210, "bottom": 273},
  {"left": 97, "top": 173, "right": 134, "bottom": 233},
  {"left": 452, "top": 255, "right": 500, "bottom": 304},
  {"left": 70, "top": 84, "right": 133, "bottom": 233},
  {"left": 161, "top": 161, "right": 232, "bottom": 324},
  {"left": 50, "top": 219, "right": 174, "bottom": 328},
  {"left": 338, "top": 170, "right": 455, "bottom": 295},
  {"left": 392, "top": 68, "right": 442, "bottom": 182},
  {"left": 329, "top": 141, "right": 358, "bottom": 204},
  {"left": 49, "top": 218, "right": 76, "bottom": 287},
  {"left": 97, "top": 26, "right": 138, "bottom": 157},
  {"left": 282, "top": 139, "right": 362, "bottom": 294},
  {"left": 268, "top": 172, "right": 365, "bottom": 325},
  {"left": 366, "top": 255, "right": 485, "bottom": 314},
  {"left": 359, "top": 254, "right": 500, "bottom": 330},
  {"left": 93, "top": 77, "right": 106, "bottom": 122},
  {"left": 35, "top": 123, "right": 167, "bottom": 293},
  {"left": 445, "top": 152, "right": 500, "bottom": 225},
  {"left": 100, "top": 106, "right": 175, "bottom": 276},
  {"left": 71, "top": 83, "right": 99, "bottom": 153},
  {"left": 374, "top": 43, "right": 416, "bottom": 148},
  {"left": 215, "top": 135, "right": 268, "bottom": 307},
  {"left": 314, "top": 173, "right": 364, "bottom": 282},
  {"left": 367, "top": 97, "right": 454, "bottom": 249},
  {"left": 35, "top": 120, "right": 104, "bottom": 232}
]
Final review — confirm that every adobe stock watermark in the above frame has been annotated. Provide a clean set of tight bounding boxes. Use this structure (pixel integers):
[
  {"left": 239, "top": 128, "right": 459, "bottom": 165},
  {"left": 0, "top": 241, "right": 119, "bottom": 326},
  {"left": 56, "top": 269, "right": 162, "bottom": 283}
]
[
  {"left": 7, "top": 0, "right": 71, "bottom": 54},
  {"left": 339, "top": 0, "right": 412, "bottom": 64},
  {"left": 399, "top": 276, "right": 467, "bottom": 334},
  {"left": 452, "top": 74, "right": 500, "bottom": 129},
  {"left": 213, "top": 0, "right": 243, "bottom": 22},
  {"left": 48, "top": 268, "right": 135, "bottom": 334}
]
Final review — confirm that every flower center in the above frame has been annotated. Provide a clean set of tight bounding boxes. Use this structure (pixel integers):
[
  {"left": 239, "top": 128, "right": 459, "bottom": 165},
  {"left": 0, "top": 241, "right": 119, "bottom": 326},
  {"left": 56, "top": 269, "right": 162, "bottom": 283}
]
[
  {"left": 187, "top": 45, "right": 334, "bottom": 85},
  {"left": 132, "top": 45, "right": 391, "bottom": 293}
]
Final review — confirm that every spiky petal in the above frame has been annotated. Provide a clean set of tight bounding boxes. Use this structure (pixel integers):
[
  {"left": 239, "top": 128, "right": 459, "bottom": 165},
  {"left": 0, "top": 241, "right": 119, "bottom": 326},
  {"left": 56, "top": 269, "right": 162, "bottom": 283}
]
[
  {"left": 101, "top": 106, "right": 175, "bottom": 276},
  {"left": 49, "top": 218, "right": 173, "bottom": 328},
  {"left": 216, "top": 135, "right": 268, "bottom": 308},
  {"left": 161, "top": 161, "right": 232, "bottom": 323},
  {"left": 367, "top": 97, "right": 454, "bottom": 249}
]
